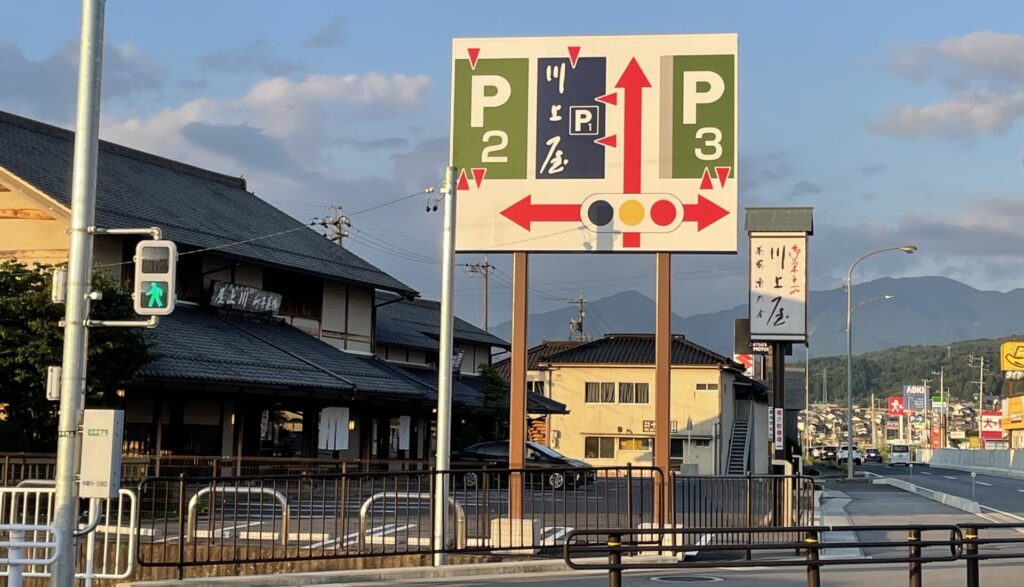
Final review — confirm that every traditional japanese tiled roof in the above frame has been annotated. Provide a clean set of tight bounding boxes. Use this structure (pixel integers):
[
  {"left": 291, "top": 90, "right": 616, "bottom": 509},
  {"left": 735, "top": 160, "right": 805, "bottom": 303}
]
[
  {"left": 0, "top": 110, "right": 415, "bottom": 296},
  {"left": 540, "top": 333, "right": 740, "bottom": 368},
  {"left": 492, "top": 340, "right": 585, "bottom": 380},
  {"left": 393, "top": 365, "right": 567, "bottom": 415},
  {"left": 375, "top": 292, "right": 510, "bottom": 351},
  {"left": 141, "top": 305, "right": 431, "bottom": 398}
]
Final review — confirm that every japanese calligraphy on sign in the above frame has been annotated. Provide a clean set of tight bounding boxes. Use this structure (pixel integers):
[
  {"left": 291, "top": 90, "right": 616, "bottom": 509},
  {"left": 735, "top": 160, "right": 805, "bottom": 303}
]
[
  {"left": 749, "top": 234, "right": 807, "bottom": 342},
  {"left": 209, "top": 281, "right": 282, "bottom": 315}
]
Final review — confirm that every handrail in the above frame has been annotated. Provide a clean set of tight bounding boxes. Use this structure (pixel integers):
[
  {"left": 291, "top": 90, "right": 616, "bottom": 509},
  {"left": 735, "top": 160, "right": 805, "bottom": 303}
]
[
  {"left": 358, "top": 492, "right": 466, "bottom": 552},
  {"left": 186, "top": 486, "right": 289, "bottom": 546}
]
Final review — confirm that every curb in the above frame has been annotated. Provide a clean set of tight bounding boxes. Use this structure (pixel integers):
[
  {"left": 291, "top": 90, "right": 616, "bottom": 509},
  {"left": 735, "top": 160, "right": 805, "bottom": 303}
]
[
  {"left": 119, "top": 556, "right": 678, "bottom": 587},
  {"left": 870, "top": 477, "right": 981, "bottom": 514}
]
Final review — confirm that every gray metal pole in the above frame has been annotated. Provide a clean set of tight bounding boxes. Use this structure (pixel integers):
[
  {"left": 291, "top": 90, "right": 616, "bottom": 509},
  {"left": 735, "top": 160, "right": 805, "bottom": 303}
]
[
  {"left": 53, "top": 1, "right": 105, "bottom": 584},
  {"left": 432, "top": 166, "right": 457, "bottom": 567},
  {"left": 845, "top": 270, "right": 854, "bottom": 480}
]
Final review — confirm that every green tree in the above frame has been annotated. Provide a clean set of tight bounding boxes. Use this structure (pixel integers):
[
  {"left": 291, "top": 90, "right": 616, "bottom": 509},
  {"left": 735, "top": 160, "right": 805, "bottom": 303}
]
[{"left": 0, "top": 261, "right": 154, "bottom": 451}]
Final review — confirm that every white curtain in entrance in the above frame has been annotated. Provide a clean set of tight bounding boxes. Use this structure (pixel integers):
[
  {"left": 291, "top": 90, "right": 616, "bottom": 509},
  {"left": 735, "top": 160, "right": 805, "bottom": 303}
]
[
  {"left": 398, "top": 416, "right": 411, "bottom": 450},
  {"left": 318, "top": 407, "right": 350, "bottom": 451}
]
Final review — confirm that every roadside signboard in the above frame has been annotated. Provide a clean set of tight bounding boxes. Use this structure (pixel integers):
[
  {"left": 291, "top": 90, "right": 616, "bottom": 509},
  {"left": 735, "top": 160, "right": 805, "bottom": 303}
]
[
  {"left": 772, "top": 407, "right": 784, "bottom": 451},
  {"left": 888, "top": 395, "right": 906, "bottom": 417},
  {"left": 981, "top": 410, "right": 1003, "bottom": 441},
  {"left": 903, "top": 385, "right": 927, "bottom": 412},
  {"left": 450, "top": 34, "right": 738, "bottom": 253},
  {"left": 1000, "top": 341, "right": 1024, "bottom": 371},
  {"left": 733, "top": 353, "right": 754, "bottom": 377},
  {"left": 749, "top": 234, "right": 807, "bottom": 342}
]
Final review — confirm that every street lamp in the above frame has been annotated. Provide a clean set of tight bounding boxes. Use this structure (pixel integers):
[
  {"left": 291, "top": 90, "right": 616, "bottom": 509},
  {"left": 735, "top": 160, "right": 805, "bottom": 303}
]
[{"left": 846, "top": 246, "right": 916, "bottom": 479}]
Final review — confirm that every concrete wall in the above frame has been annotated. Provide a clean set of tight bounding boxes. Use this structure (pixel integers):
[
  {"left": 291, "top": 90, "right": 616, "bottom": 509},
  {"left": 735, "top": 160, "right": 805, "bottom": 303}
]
[{"left": 547, "top": 364, "right": 725, "bottom": 474}]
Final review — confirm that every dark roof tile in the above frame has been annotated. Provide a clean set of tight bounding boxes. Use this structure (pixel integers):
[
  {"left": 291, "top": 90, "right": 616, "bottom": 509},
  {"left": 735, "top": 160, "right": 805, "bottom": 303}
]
[{"left": 541, "top": 334, "right": 737, "bottom": 367}]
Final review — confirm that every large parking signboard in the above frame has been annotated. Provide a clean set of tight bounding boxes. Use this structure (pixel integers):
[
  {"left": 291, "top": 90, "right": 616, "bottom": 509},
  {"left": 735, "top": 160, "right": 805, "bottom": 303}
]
[{"left": 450, "top": 34, "right": 738, "bottom": 253}]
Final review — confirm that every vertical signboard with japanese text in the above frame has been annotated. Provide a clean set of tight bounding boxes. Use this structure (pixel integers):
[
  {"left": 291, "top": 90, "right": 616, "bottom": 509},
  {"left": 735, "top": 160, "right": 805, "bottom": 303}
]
[
  {"left": 903, "top": 385, "right": 927, "bottom": 412},
  {"left": 450, "top": 34, "right": 738, "bottom": 253},
  {"left": 749, "top": 234, "right": 807, "bottom": 342}
]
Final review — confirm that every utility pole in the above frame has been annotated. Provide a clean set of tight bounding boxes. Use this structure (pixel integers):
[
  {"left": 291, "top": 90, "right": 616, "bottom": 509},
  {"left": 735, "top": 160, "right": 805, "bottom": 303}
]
[
  {"left": 463, "top": 257, "right": 493, "bottom": 331},
  {"left": 313, "top": 204, "right": 350, "bottom": 247},
  {"left": 568, "top": 294, "right": 589, "bottom": 342},
  {"left": 53, "top": 1, "right": 105, "bottom": 584},
  {"left": 870, "top": 392, "right": 876, "bottom": 448},
  {"left": 932, "top": 368, "right": 945, "bottom": 448},
  {"left": 822, "top": 368, "right": 828, "bottom": 404},
  {"left": 804, "top": 345, "right": 810, "bottom": 457},
  {"left": 922, "top": 378, "right": 931, "bottom": 447},
  {"left": 968, "top": 354, "right": 987, "bottom": 440}
]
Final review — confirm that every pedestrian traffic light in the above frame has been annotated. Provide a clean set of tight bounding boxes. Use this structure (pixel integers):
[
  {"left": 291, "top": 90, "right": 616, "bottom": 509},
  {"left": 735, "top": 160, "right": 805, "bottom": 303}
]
[{"left": 133, "top": 240, "right": 177, "bottom": 316}]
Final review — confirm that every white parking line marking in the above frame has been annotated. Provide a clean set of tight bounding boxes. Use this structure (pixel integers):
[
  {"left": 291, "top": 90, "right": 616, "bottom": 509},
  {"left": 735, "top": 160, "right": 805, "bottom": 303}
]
[
  {"left": 920, "top": 472, "right": 932, "bottom": 475},
  {"left": 943, "top": 476, "right": 958, "bottom": 480},
  {"left": 1017, "top": 489, "right": 1024, "bottom": 494},
  {"left": 976, "top": 481, "right": 992, "bottom": 487}
]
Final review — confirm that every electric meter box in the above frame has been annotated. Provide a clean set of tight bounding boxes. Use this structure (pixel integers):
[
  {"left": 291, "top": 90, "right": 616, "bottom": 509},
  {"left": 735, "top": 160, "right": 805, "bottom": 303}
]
[{"left": 79, "top": 409, "right": 124, "bottom": 498}]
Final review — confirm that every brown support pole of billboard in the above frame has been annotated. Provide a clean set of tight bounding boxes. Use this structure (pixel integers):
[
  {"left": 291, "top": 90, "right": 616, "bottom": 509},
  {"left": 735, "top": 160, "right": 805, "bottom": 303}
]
[
  {"left": 654, "top": 252, "right": 671, "bottom": 527},
  {"left": 509, "top": 251, "right": 528, "bottom": 520}
]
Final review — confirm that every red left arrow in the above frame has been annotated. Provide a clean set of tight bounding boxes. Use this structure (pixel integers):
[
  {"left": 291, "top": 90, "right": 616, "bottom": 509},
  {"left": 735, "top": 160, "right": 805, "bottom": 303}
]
[
  {"left": 683, "top": 195, "right": 729, "bottom": 231},
  {"left": 501, "top": 195, "right": 581, "bottom": 231}
]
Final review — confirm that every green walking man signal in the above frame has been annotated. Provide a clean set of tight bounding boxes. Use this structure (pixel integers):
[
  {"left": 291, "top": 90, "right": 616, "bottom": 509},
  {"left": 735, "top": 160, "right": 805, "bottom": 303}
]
[{"left": 133, "top": 240, "right": 177, "bottom": 316}]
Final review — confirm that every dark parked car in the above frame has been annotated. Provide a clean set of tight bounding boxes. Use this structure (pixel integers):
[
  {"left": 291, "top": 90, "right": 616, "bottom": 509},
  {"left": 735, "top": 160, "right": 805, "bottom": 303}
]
[
  {"left": 451, "top": 441, "right": 595, "bottom": 490},
  {"left": 821, "top": 445, "right": 838, "bottom": 461},
  {"left": 863, "top": 447, "right": 883, "bottom": 463}
]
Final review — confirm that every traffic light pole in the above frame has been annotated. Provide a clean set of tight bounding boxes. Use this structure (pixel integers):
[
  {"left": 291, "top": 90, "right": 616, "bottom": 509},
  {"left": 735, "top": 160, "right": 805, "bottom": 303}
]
[{"left": 52, "top": 1, "right": 105, "bottom": 584}]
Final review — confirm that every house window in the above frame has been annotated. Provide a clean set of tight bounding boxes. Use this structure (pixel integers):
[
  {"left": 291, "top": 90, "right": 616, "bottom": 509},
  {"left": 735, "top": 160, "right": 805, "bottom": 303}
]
[
  {"left": 585, "top": 382, "right": 616, "bottom": 403},
  {"left": 693, "top": 439, "right": 711, "bottom": 447},
  {"left": 618, "top": 437, "right": 652, "bottom": 451},
  {"left": 696, "top": 383, "right": 719, "bottom": 392},
  {"left": 619, "top": 382, "right": 650, "bottom": 404},
  {"left": 585, "top": 436, "right": 615, "bottom": 459}
]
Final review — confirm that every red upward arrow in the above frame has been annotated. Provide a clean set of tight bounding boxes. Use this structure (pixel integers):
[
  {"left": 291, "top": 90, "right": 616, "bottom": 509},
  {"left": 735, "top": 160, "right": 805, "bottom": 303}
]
[
  {"left": 615, "top": 58, "right": 651, "bottom": 194},
  {"left": 683, "top": 195, "right": 729, "bottom": 231},
  {"left": 501, "top": 195, "right": 581, "bottom": 231}
]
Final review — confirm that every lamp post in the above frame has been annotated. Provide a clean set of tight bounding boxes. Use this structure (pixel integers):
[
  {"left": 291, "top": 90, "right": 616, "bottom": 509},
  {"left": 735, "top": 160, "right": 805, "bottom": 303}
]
[{"left": 846, "top": 246, "right": 916, "bottom": 479}]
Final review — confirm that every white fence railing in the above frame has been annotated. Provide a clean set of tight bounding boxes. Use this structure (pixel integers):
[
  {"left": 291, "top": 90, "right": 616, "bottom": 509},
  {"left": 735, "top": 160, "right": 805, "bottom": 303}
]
[{"left": 0, "top": 484, "right": 138, "bottom": 583}]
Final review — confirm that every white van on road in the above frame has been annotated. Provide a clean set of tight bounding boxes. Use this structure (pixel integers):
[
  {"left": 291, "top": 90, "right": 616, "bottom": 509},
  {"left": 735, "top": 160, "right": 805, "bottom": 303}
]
[{"left": 889, "top": 443, "right": 911, "bottom": 466}]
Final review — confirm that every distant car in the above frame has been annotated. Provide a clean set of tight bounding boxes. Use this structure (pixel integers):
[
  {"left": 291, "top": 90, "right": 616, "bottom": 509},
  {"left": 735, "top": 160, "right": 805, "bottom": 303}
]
[
  {"left": 821, "top": 446, "right": 838, "bottom": 461},
  {"left": 451, "top": 441, "right": 595, "bottom": 490},
  {"left": 888, "top": 444, "right": 912, "bottom": 466},
  {"left": 837, "top": 445, "right": 861, "bottom": 466},
  {"left": 863, "top": 448, "right": 883, "bottom": 463}
]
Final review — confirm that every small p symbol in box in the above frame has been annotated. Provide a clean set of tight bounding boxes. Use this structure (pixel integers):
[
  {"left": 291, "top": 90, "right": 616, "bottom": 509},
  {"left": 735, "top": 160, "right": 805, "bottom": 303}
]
[{"left": 570, "top": 106, "right": 599, "bottom": 136}]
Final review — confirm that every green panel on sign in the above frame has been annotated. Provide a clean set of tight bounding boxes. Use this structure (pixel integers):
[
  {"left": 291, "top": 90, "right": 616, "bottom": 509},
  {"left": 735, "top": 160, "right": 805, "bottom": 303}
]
[
  {"left": 671, "top": 54, "right": 735, "bottom": 179},
  {"left": 452, "top": 58, "right": 528, "bottom": 179}
]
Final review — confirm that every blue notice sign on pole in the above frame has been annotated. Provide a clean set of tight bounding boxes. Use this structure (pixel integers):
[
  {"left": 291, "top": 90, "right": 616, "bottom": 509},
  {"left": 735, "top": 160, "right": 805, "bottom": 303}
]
[{"left": 903, "top": 385, "right": 928, "bottom": 411}]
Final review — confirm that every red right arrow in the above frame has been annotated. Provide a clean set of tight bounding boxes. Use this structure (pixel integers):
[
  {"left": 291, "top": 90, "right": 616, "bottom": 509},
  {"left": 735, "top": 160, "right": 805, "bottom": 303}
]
[
  {"left": 683, "top": 195, "right": 729, "bottom": 231},
  {"left": 501, "top": 195, "right": 581, "bottom": 231}
]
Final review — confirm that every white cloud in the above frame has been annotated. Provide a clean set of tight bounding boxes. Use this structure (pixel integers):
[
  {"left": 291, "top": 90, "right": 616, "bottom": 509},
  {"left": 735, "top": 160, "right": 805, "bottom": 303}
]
[
  {"left": 877, "top": 32, "right": 1024, "bottom": 138},
  {"left": 871, "top": 90, "right": 1024, "bottom": 137}
]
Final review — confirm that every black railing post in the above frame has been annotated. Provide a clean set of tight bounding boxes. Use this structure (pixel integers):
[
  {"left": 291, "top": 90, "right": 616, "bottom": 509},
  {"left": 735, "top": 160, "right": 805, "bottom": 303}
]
[
  {"left": 625, "top": 463, "right": 634, "bottom": 529},
  {"left": 176, "top": 473, "right": 186, "bottom": 581},
  {"left": 608, "top": 532, "right": 622, "bottom": 587},
  {"left": 805, "top": 529, "right": 820, "bottom": 587},
  {"left": 908, "top": 528, "right": 921, "bottom": 587},
  {"left": 745, "top": 472, "right": 753, "bottom": 561},
  {"left": 964, "top": 526, "right": 979, "bottom": 587}
]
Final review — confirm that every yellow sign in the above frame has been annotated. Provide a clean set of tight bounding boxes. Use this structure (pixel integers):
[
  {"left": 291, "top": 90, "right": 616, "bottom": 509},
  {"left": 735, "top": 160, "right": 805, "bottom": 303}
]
[{"left": 1000, "top": 341, "right": 1024, "bottom": 371}]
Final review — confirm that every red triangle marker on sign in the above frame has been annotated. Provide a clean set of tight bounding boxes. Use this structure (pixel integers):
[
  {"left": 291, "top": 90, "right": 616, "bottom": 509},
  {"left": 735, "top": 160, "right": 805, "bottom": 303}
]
[
  {"left": 715, "top": 166, "right": 731, "bottom": 187},
  {"left": 457, "top": 169, "right": 470, "bottom": 191},
  {"left": 472, "top": 168, "right": 486, "bottom": 188},
  {"left": 700, "top": 168, "right": 714, "bottom": 190},
  {"left": 568, "top": 46, "right": 581, "bottom": 68},
  {"left": 595, "top": 135, "right": 617, "bottom": 148},
  {"left": 596, "top": 92, "right": 617, "bottom": 106},
  {"left": 467, "top": 48, "right": 480, "bottom": 69}
]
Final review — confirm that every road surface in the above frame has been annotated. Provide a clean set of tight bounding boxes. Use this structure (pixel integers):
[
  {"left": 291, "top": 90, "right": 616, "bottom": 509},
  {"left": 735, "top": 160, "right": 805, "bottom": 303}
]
[{"left": 861, "top": 462, "right": 1024, "bottom": 520}]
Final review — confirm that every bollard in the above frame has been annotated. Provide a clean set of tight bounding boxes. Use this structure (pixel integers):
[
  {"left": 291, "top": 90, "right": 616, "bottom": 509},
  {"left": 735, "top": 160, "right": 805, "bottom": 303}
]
[
  {"left": 804, "top": 529, "right": 821, "bottom": 587},
  {"left": 971, "top": 472, "right": 976, "bottom": 502},
  {"left": 607, "top": 533, "right": 622, "bottom": 587},
  {"left": 908, "top": 529, "right": 921, "bottom": 587},
  {"left": 964, "top": 526, "right": 979, "bottom": 587}
]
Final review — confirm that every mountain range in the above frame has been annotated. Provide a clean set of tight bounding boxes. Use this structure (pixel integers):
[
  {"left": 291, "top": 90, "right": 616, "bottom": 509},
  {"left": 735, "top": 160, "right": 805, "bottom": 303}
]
[{"left": 492, "top": 276, "right": 1024, "bottom": 357}]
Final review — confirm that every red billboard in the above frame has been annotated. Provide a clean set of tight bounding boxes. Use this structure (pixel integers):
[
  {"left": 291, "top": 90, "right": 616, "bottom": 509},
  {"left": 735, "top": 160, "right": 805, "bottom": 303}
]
[
  {"left": 931, "top": 421, "right": 941, "bottom": 449},
  {"left": 888, "top": 395, "right": 907, "bottom": 417}
]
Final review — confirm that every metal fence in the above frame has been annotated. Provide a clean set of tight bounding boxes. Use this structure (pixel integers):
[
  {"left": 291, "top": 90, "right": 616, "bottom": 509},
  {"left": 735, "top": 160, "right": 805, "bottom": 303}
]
[
  {"left": 0, "top": 484, "right": 138, "bottom": 583},
  {"left": 671, "top": 473, "right": 816, "bottom": 547},
  {"left": 137, "top": 465, "right": 664, "bottom": 577}
]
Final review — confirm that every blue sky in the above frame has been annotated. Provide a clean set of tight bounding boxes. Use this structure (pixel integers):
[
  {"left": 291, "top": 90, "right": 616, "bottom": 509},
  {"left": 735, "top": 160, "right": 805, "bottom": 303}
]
[{"left": 4, "top": 1, "right": 1024, "bottom": 327}]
